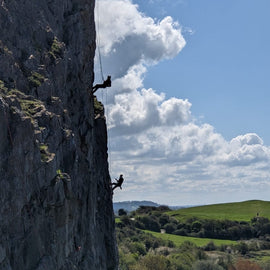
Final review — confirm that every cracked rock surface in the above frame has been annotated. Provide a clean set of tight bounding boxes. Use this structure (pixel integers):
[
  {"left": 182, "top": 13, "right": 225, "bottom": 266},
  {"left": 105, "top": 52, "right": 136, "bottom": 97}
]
[{"left": 0, "top": 1, "right": 118, "bottom": 269}]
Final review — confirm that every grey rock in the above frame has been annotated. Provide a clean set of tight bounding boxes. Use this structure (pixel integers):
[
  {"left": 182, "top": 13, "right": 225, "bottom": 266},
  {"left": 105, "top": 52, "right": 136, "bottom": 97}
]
[
  {"left": 0, "top": 0, "right": 118, "bottom": 269},
  {"left": 0, "top": 245, "right": 6, "bottom": 263}
]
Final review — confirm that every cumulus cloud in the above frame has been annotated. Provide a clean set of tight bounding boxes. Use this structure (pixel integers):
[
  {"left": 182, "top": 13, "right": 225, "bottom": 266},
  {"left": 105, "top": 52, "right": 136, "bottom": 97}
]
[
  {"left": 95, "top": 0, "right": 270, "bottom": 205},
  {"left": 95, "top": 0, "right": 186, "bottom": 79},
  {"left": 221, "top": 134, "right": 270, "bottom": 167},
  {"left": 108, "top": 89, "right": 192, "bottom": 136}
]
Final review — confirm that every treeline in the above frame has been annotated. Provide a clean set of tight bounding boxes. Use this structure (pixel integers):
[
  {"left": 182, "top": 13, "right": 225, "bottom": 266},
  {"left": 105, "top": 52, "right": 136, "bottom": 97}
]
[
  {"left": 116, "top": 210, "right": 270, "bottom": 270},
  {"left": 126, "top": 206, "right": 270, "bottom": 241},
  {"left": 116, "top": 215, "right": 224, "bottom": 269}
]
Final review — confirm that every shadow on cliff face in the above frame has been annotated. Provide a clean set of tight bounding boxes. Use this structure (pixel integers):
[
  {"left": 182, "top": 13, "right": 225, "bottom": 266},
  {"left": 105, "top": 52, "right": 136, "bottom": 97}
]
[{"left": 0, "top": 0, "right": 118, "bottom": 269}]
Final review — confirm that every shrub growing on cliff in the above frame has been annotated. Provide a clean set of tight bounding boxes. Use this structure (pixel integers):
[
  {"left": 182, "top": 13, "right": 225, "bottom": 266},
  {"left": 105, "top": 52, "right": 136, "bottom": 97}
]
[
  {"left": 49, "top": 37, "right": 64, "bottom": 59},
  {"left": 28, "top": 71, "right": 45, "bottom": 88},
  {"left": 0, "top": 80, "right": 7, "bottom": 93}
]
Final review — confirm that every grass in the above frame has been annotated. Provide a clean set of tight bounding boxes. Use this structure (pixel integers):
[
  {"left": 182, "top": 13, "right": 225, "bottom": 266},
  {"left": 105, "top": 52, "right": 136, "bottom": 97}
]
[
  {"left": 0, "top": 87, "right": 44, "bottom": 120},
  {"left": 39, "top": 144, "right": 55, "bottom": 163},
  {"left": 20, "top": 99, "right": 44, "bottom": 117},
  {"left": 28, "top": 71, "right": 45, "bottom": 88},
  {"left": 168, "top": 200, "right": 270, "bottom": 222},
  {"left": 144, "top": 230, "right": 236, "bottom": 247},
  {"left": 0, "top": 40, "right": 12, "bottom": 55},
  {"left": 0, "top": 80, "right": 7, "bottom": 93},
  {"left": 49, "top": 37, "right": 64, "bottom": 59},
  {"left": 94, "top": 96, "right": 104, "bottom": 115},
  {"left": 7, "top": 88, "right": 27, "bottom": 97}
]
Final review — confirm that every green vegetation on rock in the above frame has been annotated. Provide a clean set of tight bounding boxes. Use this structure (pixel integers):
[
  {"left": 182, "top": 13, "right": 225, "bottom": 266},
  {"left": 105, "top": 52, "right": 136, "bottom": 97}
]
[
  {"left": 39, "top": 143, "right": 55, "bottom": 163},
  {"left": 0, "top": 80, "right": 8, "bottom": 93},
  {"left": 94, "top": 96, "right": 104, "bottom": 116},
  {"left": 28, "top": 71, "right": 45, "bottom": 88},
  {"left": 20, "top": 98, "right": 44, "bottom": 117},
  {"left": 0, "top": 40, "right": 12, "bottom": 55},
  {"left": 49, "top": 37, "right": 64, "bottom": 59}
]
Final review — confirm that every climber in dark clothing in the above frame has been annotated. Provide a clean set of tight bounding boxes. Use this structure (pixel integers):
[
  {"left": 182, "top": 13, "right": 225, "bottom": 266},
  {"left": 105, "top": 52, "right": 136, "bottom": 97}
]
[
  {"left": 92, "top": 76, "right": 111, "bottom": 93},
  {"left": 111, "top": 174, "right": 124, "bottom": 191}
]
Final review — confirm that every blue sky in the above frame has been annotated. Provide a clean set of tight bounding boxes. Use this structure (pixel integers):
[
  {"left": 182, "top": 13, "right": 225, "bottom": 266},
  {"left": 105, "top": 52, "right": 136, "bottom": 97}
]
[
  {"left": 95, "top": 0, "right": 270, "bottom": 205},
  {"left": 137, "top": 0, "right": 270, "bottom": 145}
]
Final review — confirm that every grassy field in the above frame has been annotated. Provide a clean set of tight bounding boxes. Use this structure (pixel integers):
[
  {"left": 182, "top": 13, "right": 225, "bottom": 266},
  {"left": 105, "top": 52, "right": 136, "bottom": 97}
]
[
  {"left": 115, "top": 217, "right": 121, "bottom": 223},
  {"left": 144, "top": 230, "right": 237, "bottom": 247},
  {"left": 168, "top": 200, "right": 270, "bottom": 222}
]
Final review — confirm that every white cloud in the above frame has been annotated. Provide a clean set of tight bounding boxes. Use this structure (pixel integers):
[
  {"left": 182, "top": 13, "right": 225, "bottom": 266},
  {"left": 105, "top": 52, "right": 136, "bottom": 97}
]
[
  {"left": 220, "top": 134, "right": 270, "bottom": 167},
  {"left": 230, "top": 133, "right": 263, "bottom": 147},
  {"left": 95, "top": 0, "right": 186, "bottom": 80},
  {"left": 95, "top": 0, "right": 270, "bottom": 205},
  {"left": 108, "top": 89, "right": 192, "bottom": 136}
]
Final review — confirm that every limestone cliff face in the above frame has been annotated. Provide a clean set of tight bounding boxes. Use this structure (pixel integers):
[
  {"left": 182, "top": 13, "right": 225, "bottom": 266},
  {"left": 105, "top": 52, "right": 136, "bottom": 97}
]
[{"left": 0, "top": 1, "right": 118, "bottom": 269}]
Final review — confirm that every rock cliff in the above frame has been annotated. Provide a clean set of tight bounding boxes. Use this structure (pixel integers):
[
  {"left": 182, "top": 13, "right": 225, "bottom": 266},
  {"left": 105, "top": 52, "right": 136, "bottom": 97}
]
[{"left": 0, "top": 1, "right": 118, "bottom": 269}]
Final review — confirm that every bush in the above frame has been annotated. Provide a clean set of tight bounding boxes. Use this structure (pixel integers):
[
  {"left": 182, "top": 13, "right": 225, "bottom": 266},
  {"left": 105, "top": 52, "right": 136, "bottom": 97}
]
[
  {"left": 135, "top": 220, "right": 145, "bottom": 230},
  {"left": 159, "top": 214, "right": 170, "bottom": 227},
  {"left": 136, "top": 206, "right": 157, "bottom": 214},
  {"left": 204, "top": 241, "right": 217, "bottom": 251},
  {"left": 137, "top": 216, "right": 161, "bottom": 232},
  {"left": 164, "top": 223, "right": 177, "bottom": 234},
  {"left": 157, "top": 205, "right": 171, "bottom": 212},
  {"left": 192, "top": 221, "right": 202, "bottom": 233},
  {"left": 169, "top": 252, "right": 195, "bottom": 270},
  {"left": 235, "top": 242, "right": 249, "bottom": 255},
  {"left": 136, "top": 254, "right": 170, "bottom": 270},
  {"left": 120, "top": 215, "right": 132, "bottom": 226},
  {"left": 130, "top": 242, "right": 147, "bottom": 256},
  {"left": 174, "top": 228, "right": 188, "bottom": 236},
  {"left": 143, "top": 236, "right": 167, "bottom": 250},
  {"left": 119, "top": 250, "right": 137, "bottom": 270},
  {"left": 192, "top": 260, "right": 225, "bottom": 270},
  {"left": 118, "top": 208, "right": 127, "bottom": 216}
]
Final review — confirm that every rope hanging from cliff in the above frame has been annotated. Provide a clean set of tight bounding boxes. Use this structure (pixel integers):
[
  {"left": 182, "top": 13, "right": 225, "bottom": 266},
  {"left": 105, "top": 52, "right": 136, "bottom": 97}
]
[
  {"left": 96, "top": 0, "right": 105, "bottom": 82},
  {"left": 95, "top": 0, "right": 113, "bottom": 175},
  {"left": 105, "top": 89, "right": 113, "bottom": 174}
]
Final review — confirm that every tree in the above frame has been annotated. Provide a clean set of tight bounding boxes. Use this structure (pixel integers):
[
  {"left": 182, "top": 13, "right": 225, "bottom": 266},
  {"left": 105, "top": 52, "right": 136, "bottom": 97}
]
[
  {"left": 192, "top": 221, "right": 202, "bottom": 233},
  {"left": 118, "top": 208, "right": 127, "bottom": 216},
  {"left": 164, "top": 223, "right": 177, "bottom": 234},
  {"left": 159, "top": 214, "right": 170, "bottom": 227},
  {"left": 137, "top": 216, "right": 160, "bottom": 232},
  {"left": 236, "top": 242, "right": 249, "bottom": 255}
]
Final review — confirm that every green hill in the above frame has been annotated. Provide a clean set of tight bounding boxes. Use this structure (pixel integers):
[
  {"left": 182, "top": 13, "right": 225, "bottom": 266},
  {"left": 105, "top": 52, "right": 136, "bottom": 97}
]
[{"left": 168, "top": 200, "right": 270, "bottom": 222}]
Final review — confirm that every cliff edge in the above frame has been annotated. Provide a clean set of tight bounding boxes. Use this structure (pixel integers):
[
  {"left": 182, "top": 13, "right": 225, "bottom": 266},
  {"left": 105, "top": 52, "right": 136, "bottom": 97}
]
[{"left": 0, "top": 1, "right": 118, "bottom": 269}]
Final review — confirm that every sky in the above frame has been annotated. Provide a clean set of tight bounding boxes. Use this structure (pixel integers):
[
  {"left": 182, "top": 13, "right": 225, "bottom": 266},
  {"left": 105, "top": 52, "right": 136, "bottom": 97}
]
[{"left": 94, "top": 0, "right": 270, "bottom": 206}]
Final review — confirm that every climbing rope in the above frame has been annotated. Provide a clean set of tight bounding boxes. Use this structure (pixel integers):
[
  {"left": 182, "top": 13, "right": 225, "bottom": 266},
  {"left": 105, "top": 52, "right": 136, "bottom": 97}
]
[
  {"left": 105, "top": 86, "right": 112, "bottom": 174},
  {"left": 95, "top": 0, "right": 105, "bottom": 82},
  {"left": 95, "top": 0, "right": 113, "bottom": 176}
]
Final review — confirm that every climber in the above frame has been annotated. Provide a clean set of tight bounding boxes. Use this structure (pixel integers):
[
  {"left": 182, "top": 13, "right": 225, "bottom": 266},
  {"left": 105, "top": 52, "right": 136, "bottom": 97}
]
[
  {"left": 92, "top": 75, "right": 111, "bottom": 93},
  {"left": 111, "top": 174, "right": 124, "bottom": 191}
]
